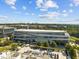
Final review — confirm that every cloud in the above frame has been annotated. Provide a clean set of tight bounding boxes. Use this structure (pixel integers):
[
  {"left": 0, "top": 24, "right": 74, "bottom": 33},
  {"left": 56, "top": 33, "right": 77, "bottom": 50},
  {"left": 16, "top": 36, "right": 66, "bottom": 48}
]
[
  {"left": 5, "top": 0, "right": 16, "bottom": 6},
  {"left": 57, "top": 19, "right": 79, "bottom": 22},
  {"left": 0, "top": 16, "right": 8, "bottom": 19},
  {"left": 70, "top": 3, "right": 74, "bottom": 7},
  {"left": 69, "top": 9, "right": 73, "bottom": 13},
  {"left": 74, "top": 19, "right": 79, "bottom": 21},
  {"left": 5, "top": 0, "right": 16, "bottom": 9},
  {"left": 25, "top": 13, "right": 35, "bottom": 16},
  {"left": 36, "top": 0, "right": 43, "bottom": 8},
  {"left": 11, "top": 6, "right": 16, "bottom": 9},
  {"left": 47, "top": 12, "right": 60, "bottom": 17},
  {"left": 62, "top": 9, "right": 73, "bottom": 15},
  {"left": 44, "top": 0, "right": 59, "bottom": 8},
  {"left": 22, "top": 6, "right": 27, "bottom": 10},
  {"left": 36, "top": 0, "right": 59, "bottom": 11},
  {"left": 62, "top": 10, "right": 67, "bottom": 13},
  {"left": 62, "top": 10, "right": 71, "bottom": 16},
  {"left": 31, "top": 13, "right": 35, "bottom": 16},
  {"left": 40, "top": 8, "right": 47, "bottom": 11},
  {"left": 72, "top": 0, "right": 79, "bottom": 6},
  {"left": 62, "top": 13, "right": 68, "bottom": 17},
  {"left": 39, "top": 11, "right": 69, "bottom": 20},
  {"left": 39, "top": 12, "right": 60, "bottom": 19}
]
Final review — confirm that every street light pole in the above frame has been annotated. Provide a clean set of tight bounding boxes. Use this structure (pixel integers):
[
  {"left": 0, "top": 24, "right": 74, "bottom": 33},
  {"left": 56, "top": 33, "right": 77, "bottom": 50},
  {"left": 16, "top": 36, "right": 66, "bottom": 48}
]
[{"left": 47, "top": 40, "right": 50, "bottom": 59}]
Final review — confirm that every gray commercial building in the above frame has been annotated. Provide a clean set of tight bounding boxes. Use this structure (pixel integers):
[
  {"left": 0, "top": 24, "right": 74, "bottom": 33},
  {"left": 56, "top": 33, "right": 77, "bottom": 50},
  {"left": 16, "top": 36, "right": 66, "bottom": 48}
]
[{"left": 13, "top": 29, "right": 70, "bottom": 43}]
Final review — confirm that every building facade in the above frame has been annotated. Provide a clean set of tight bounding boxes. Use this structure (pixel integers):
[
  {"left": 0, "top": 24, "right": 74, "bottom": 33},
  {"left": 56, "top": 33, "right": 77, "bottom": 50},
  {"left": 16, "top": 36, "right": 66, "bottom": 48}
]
[
  {"left": 0, "top": 26, "right": 14, "bottom": 38},
  {"left": 13, "top": 29, "right": 70, "bottom": 43}
]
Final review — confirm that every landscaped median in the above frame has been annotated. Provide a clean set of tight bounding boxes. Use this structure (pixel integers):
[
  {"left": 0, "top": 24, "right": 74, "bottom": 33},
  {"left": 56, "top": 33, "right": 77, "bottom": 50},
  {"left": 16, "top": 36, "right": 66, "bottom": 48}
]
[
  {"left": 65, "top": 43, "right": 78, "bottom": 59},
  {"left": 30, "top": 45, "right": 65, "bottom": 52},
  {"left": 0, "top": 46, "right": 9, "bottom": 52},
  {"left": 69, "top": 36, "right": 79, "bottom": 42},
  {"left": 0, "top": 38, "right": 18, "bottom": 52}
]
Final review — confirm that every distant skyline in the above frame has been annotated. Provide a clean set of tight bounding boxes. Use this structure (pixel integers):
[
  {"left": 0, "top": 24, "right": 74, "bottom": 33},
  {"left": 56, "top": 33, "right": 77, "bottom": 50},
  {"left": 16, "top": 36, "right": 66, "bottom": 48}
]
[{"left": 0, "top": 0, "right": 79, "bottom": 24}]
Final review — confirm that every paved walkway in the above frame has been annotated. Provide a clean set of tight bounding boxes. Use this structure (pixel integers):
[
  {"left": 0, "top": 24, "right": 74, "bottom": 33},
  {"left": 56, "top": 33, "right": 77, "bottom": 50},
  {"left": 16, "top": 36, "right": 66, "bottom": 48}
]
[{"left": 59, "top": 53, "right": 67, "bottom": 59}]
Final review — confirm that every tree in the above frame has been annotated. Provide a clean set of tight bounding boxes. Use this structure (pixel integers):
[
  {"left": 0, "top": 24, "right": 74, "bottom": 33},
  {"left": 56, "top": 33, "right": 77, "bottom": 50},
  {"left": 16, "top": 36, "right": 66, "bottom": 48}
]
[
  {"left": 10, "top": 43, "right": 18, "bottom": 51},
  {"left": 42, "top": 42, "right": 48, "bottom": 47},
  {"left": 65, "top": 43, "right": 72, "bottom": 50},
  {"left": 50, "top": 41, "right": 57, "bottom": 47},
  {"left": 65, "top": 43, "right": 77, "bottom": 59},
  {"left": 37, "top": 42, "right": 41, "bottom": 46},
  {"left": 0, "top": 38, "right": 12, "bottom": 46},
  {"left": 32, "top": 39, "right": 36, "bottom": 43},
  {"left": 48, "top": 40, "right": 51, "bottom": 46},
  {"left": 70, "top": 49, "right": 77, "bottom": 59}
]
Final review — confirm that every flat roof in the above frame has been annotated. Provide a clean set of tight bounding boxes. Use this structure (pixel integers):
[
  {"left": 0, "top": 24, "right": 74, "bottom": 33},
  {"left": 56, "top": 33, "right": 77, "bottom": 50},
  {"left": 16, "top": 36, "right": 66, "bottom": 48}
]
[
  {"left": 15, "top": 29, "right": 66, "bottom": 33},
  {"left": 0, "top": 26, "right": 14, "bottom": 29}
]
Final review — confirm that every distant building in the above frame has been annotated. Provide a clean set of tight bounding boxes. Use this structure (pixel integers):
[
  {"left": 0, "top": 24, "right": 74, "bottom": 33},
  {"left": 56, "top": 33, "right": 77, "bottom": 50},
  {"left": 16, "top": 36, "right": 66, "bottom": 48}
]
[
  {"left": 13, "top": 29, "right": 70, "bottom": 43},
  {"left": 0, "top": 26, "right": 14, "bottom": 38}
]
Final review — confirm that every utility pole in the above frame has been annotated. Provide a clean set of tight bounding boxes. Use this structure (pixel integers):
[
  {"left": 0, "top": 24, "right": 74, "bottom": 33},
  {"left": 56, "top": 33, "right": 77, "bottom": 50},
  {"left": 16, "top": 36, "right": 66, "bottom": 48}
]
[{"left": 27, "top": 24, "right": 30, "bottom": 29}]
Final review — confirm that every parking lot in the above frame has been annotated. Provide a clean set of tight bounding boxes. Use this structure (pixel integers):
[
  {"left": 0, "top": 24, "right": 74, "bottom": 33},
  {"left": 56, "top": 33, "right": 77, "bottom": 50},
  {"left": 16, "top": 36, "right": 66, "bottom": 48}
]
[{"left": 0, "top": 46, "right": 67, "bottom": 59}]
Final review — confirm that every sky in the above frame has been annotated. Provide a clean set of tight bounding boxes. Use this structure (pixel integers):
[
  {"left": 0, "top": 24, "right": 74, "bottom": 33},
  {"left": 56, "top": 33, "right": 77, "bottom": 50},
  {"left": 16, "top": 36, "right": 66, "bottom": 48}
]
[{"left": 0, "top": 0, "right": 79, "bottom": 24}]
